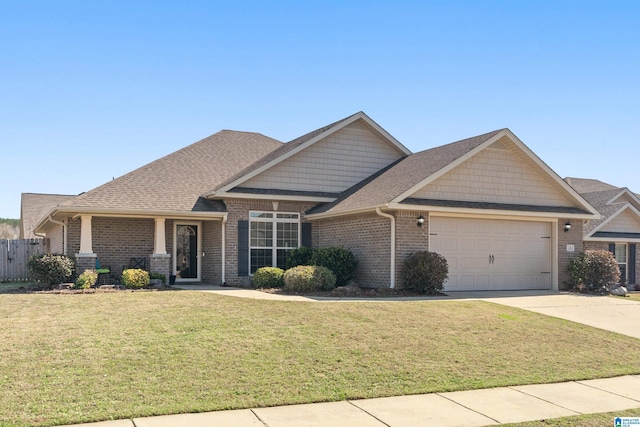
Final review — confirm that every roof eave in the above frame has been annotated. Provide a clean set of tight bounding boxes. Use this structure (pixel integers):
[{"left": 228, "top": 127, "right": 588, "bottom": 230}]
[
  {"left": 209, "top": 191, "right": 336, "bottom": 203},
  {"left": 35, "top": 207, "right": 228, "bottom": 233},
  {"left": 388, "top": 202, "right": 600, "bottom": 220}
]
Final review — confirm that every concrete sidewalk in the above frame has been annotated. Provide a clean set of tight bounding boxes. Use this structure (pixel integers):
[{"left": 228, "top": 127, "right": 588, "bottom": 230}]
[{"left": 61, "top": 375, "right": 640, "bottom": 427}]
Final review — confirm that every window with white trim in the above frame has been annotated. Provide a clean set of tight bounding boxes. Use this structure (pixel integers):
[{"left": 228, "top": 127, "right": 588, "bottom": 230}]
[
  {"left": 249, "top": 211, "right": 300, "bottom": 273},
  {"left": 614, "top": 243, "right": 628, "bottom": 283}
]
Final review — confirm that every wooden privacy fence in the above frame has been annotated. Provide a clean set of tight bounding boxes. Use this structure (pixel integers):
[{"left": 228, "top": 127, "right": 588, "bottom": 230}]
[{"left": 0, "top": 238, "right": 49, "bottom": 281}]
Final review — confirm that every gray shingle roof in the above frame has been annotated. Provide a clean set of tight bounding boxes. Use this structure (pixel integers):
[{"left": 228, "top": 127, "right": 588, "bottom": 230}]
[
  {"left": 564, "top": 177, "right": 619, "bottom": 194},
  {"left": 308, "top": 129, "right": 505, "bottom": 215},
  {"left": 563, "top": 177, "right": 640, "bottom": 235},
  {"left": 56, "top": 130, "right": 282, "bottom": 214},
  {"left": 21, "top": 193, "right": 76, "bottom": 238}
]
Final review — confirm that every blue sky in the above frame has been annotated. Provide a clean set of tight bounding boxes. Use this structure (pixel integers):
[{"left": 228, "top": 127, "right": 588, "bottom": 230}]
[{"left": 1, "top": 1, "right": 639, "bottom": 219}]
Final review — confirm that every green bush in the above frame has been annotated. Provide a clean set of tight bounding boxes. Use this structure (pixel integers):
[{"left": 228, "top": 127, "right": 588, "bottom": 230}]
[
  {"left": 569, "top": 250, "right": 620, "bottom": 293},
  {"left": 27, "top": 254, "right": 75, "bottom": 288},
  {"left": 149, "top": 272, "right": 166, "bottom": 284},
  {"left": 285, "top": 246, "right": 315, "bottom": 269},
  {"left": 253, "top": 267, "right": 285, "bottom": 289},
  {"left": 401, "top": 251, "right": 448, "bottom": 294},
  {"left": 74, "top": 269, "right": 98, "bottom": 289},
  {"left": 283, "top": 265, "right": 336, "bottom": 293},
  {"left": 310, "top": 246, "right": 358, "bottom": 286},
  {"left": 122, "top": 268, "right": 150, "bottom": 289}
]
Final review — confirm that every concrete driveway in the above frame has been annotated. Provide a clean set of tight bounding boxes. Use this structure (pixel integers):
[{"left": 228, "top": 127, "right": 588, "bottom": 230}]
[{"left": 450, "top": 290, "right": 640, "bottom": 339}]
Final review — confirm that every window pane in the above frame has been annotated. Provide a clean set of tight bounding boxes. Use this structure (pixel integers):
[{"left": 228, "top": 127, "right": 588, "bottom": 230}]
[
  {"left": 615, "top": 244, "right": 627, "bottom": 263},
  {"left": 250, "top": 212, "right": 273, "bottom": 219},
  {"left": 277, "top": 222, "right": 298, "bottom": 248},
  {"left": 250, "top": 222, "right": 272, "bottom": 247},
  {"left": 251, "top": 249, "right": 271, "bottom": 273},
  {"left": 277, "top": 213, "right": 299, "bottom": 219}
]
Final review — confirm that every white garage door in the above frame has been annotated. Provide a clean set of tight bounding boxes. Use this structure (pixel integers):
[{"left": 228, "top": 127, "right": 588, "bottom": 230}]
[{"left": 430, "top": 217, "right": 552, "bottom": 291}]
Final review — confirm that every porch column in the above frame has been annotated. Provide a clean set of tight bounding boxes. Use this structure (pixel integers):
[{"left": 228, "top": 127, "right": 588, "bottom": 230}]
[
  {"left": 154, "top": 218, "right": 167, "bottom": 255},
  {"left": 79, "top": 215, "right": 94, "bottom": 254}
]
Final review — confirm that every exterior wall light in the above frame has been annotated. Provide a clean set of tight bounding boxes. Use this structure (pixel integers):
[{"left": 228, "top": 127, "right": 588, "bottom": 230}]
[
  {"left": 564, "top": 222, "right": 571, "bottom": 232},
  {"left": 417, "top": 215, "right": 425, "bottom": 227}
]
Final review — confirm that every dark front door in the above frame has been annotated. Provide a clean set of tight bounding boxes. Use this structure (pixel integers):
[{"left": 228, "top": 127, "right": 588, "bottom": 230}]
[{"left": 176, "top": 224, "right": 199, "bottom": 280}]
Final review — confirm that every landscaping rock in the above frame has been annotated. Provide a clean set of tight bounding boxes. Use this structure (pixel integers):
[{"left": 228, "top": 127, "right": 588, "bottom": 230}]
[
  {"left": 611, "top": 285, "right": 628, "bottom": 297},
  {"left": 58, "top": 283, "right": 72, "bottom": 290}
]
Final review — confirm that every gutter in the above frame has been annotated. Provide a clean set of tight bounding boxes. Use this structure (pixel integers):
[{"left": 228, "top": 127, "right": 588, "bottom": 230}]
[
  {"left": 221, "top": 214, "right": 228, "bottom": 285},
  {"left": 375, "top": 207, "right": 396, "bottom": 289}
]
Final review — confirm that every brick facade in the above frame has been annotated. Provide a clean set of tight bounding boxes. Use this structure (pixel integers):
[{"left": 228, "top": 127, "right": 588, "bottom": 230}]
[
  {"left": 558, "top": 218, "right": 584, "bottom": 290},
  {"left": 315, "top": 212, "right": 391, "bottom": 288},
  {"left": 395, "top": 211, "right": 430, "bottom": 287}
]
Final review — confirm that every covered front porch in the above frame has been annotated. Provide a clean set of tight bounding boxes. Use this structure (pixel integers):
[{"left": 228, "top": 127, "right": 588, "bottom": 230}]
[{"left": 66, "top": 214, "right": 226, "bottom": 286}]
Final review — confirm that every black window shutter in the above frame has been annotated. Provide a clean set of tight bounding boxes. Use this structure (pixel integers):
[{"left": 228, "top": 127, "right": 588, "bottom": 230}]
[
  {"left": 301, "top": 223, "right": 312, "bottom": 248},
  {"left": 629, "top": 244, "right": 636, "bottom": 285},
  {"left": 609, "top": 243, "right": 616, "bottom": 254},
  {"left": 238, "top": 220, "right": 249, "bottom": 276}
]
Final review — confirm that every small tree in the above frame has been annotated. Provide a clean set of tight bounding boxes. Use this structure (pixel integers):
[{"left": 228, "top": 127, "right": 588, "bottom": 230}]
[
  {"left": 569, "top": 250, "right": 620, "bottom": 293},
  {"left": 285, "top": 247, "right": 315, "bottom": 269},
  {"left": 401, "top": 251, "right": 448, "bottom": 294},
  {"left": 27, "top": 254, "right": 75, "bottom": 289},
  {"left": 283, "top": 265, "right": 336, "bottom": 293},
  {"left": 253, "top": 267, "right": 285, "bottom": 289},
  {"left": 311, "top": 246, "right": 358, "bottom": 286},
  {"left": 74, "top": 269, "right": 98, "bottom": 289},
  {"left": 122, "top": 269, "right": 150, "bottom": 289}
]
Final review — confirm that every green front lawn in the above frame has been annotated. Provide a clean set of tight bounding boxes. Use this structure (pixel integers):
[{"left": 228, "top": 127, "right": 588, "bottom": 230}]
[
  {"left": 2, "top": 291, "right": 640, "bottom": 426},
  {"left": 505, "top": 408, "right": 640, "bottom": 426}
]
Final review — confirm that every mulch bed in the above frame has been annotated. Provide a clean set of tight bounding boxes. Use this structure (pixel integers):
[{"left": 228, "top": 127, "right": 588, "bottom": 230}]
[{"left": 259, "top": 284, "right": 443, "bottom": 298}]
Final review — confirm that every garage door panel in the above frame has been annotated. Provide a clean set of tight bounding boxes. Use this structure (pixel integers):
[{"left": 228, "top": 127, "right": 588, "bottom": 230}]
[{"left": 431, "top": 217, "right": 552, "bottom": 291}]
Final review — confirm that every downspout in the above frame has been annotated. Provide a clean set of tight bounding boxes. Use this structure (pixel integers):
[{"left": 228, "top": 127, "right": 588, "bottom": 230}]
[
  {"left": 48, "top": 215, "right": 67, "bottom": 255},
  {"left": 375, "top": 207, "right": 396, "bottom": 289},
  {"left": 221, "top": 214, "right": 228, "bottom": 285}
]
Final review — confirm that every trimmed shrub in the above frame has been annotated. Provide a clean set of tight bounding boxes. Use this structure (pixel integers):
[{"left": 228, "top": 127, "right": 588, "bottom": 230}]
[
  {"left": 283, "top": 265, "right": 336, "bottom": 293},
  {"left": 285, "top": 246, "right": 315, "bottom": 270},
  {"left": 74, "top": 269, "right": 98, "bottom": 289},
  {"left": 401, "top": 251, "right": 448, "bottom": 294},
  {"left": 253, "top": 267, "right": 285, "bottom": 289},
  {"left": 149, "top": 272, "right": 167, "bottom": 284},
  {"left": 310, "top": 246, "right": 358, "bottom": 286},
  {"left": 27, "top": 254, "right": 75, "bottom": 288},
  {"left": 122, "top": 268, "right": 150, "bottom": 289},
  {"left": 569, "top": 250, "right": 620, "bottom": 293}
]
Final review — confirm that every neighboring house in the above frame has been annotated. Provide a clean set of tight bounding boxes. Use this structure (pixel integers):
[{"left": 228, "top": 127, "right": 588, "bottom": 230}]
[
  {"left": 565, "top": 178, "right": 640, "bottom": 288},
  {"left": 20, "top": 193, "right": 76, "bottom": 239},
  {"left": 28, "top": 112, "right": 600, "bottom": 291}
]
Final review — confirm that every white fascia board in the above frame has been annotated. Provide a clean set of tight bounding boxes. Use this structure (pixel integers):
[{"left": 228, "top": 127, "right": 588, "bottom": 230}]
[
  {"left": 358, "top": 113, "right": 412, "bottom": 155},
  {"left": 388, "top": 202, "right": 599, "bottom": 220},
  {"left": 606, "top": 188, "right": 640, "bottom": 208},
  {"left": 216, "top": 112, "right": 411, "bottom": 194},
  {"left": 304, "top": 206, "right": 381, "bottom": 221},
  {"left": 390, "top": 130, "right": 507, "bottom": 203},
  {"left": 586, "top": 204, "right": 640, "bottom": 237},
  {"left": 502, "top": 130, "right": 601, "bottom": 216},
  {"left": 35, "top": 207, "right": 227, "bottom": 233},
  {"left": 584, "top": 236, "right": 640, "bottom": 243},
  {"left": 213, "top": 191, "right": 336, "bottom": 203}
]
